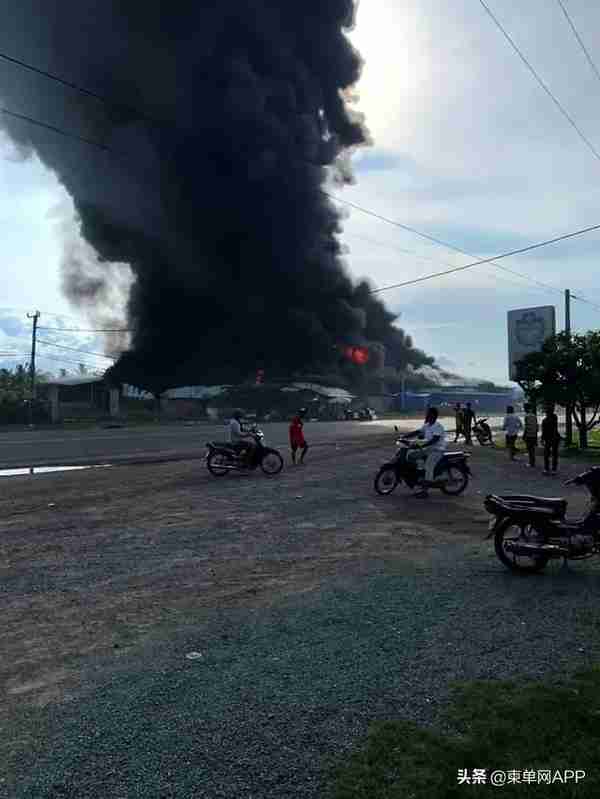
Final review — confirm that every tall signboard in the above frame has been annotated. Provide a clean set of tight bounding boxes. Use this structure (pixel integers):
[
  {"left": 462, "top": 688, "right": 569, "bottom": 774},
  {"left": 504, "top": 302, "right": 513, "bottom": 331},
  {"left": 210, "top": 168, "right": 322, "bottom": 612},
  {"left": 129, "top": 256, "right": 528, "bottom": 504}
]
[{"left": 507, "top": 306, "right": 556, "bottom": 380}]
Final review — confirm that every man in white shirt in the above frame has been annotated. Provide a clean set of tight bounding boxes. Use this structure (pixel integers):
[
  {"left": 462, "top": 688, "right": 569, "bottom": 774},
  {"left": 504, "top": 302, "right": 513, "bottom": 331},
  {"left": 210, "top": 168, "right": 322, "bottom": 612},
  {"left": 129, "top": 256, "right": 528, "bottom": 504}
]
[
  {"left": 405, "top": 407, "right": 447, "bottom": 498},
  {"left": 502, "top": 405, "right": 523, "bottom": 461}
]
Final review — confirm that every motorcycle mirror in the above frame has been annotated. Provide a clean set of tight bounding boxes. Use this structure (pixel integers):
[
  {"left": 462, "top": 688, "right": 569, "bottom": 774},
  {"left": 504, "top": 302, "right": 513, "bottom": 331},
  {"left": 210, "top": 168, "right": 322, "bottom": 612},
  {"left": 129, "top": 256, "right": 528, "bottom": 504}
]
[{"left": 394, "top": 425, "right": 398, "bottom": 432}]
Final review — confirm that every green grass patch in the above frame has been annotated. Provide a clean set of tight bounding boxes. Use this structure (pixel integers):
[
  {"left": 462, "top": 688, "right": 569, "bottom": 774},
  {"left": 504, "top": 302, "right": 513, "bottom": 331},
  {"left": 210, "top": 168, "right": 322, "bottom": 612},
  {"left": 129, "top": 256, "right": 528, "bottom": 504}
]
[{"left": 327, "top": 668, "right": 600, "bottom": 797}]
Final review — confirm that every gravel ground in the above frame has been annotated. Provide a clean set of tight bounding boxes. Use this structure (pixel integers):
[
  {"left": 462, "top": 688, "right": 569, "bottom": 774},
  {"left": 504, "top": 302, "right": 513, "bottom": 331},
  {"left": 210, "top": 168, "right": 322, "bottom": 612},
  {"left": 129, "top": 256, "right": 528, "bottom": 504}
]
[
  {"left": 4, "top": 439, "right": 600, "bottom": 798},
  {"left": 8, "top": 547, "right": 600, "bottom": 799}
]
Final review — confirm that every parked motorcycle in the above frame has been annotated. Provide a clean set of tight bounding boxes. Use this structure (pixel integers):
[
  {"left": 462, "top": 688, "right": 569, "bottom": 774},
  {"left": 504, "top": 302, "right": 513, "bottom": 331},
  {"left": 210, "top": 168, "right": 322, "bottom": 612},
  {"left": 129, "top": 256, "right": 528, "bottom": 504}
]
[
  {"left": 374, "top": 429, "right": 472, "bottom": 496},
  {"left": 206, "top": 426, "right": 284, "bottom": 477},
  {"left": 484, "top": 466, "right": 600, "bottom": 573},
  {"left": 473, "top": 418, "right": 493, "bottom": 446}
]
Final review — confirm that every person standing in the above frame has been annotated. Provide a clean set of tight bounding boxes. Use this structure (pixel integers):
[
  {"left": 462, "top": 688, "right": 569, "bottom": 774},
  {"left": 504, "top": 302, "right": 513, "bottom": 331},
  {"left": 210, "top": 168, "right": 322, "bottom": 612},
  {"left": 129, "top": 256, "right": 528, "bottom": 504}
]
[
  {"left": 454, "top": 403, "right": 464, "bottom": 443},
  {"left": 523, "top": 403, "right": 539, "bottom": 468},
  {"left": 502, "top": 405, "right": 522, "bottom": 461},
  {"left": 541, "top": 405, "right": 561, "bottom": 476},
  {"left": 463, "top": 402, "right": 475, "bottom": 445},
  {"left": 290, "top": 408, "right": 308, "bottom": 465}
]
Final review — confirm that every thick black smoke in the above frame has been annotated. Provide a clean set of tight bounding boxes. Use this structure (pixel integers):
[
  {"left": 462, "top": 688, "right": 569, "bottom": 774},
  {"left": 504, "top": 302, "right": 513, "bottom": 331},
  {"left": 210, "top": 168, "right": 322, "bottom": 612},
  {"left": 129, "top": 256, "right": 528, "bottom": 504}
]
[{"left": 0, "top": 1, "right": 432, "bottom": 392}]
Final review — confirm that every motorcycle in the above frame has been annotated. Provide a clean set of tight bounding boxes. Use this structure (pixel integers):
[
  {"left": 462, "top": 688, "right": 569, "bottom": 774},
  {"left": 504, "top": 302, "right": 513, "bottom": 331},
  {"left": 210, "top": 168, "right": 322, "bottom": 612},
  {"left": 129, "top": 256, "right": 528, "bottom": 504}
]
[
  {"left": 358, "top": 407, "right": 378, "bottom": 421},
  {"left": 374, "top": 429, "right": 472, "bottom": 496},
  {"left": 473, "top": 418, "right": 493, "bottom": 446},
  {"left": 206, "top": 426, "right": 284, "bottom": 477},
  {"left": 484, "top": 466, "right": 600, "bottom": 573}
]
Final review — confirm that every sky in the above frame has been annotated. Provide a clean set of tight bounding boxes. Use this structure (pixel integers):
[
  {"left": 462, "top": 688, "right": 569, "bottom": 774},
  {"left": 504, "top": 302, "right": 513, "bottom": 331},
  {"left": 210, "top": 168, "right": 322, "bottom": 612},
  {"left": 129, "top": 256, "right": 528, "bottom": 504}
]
[{"left": 2, "top": 0, "right": 600, "bottom": 383}]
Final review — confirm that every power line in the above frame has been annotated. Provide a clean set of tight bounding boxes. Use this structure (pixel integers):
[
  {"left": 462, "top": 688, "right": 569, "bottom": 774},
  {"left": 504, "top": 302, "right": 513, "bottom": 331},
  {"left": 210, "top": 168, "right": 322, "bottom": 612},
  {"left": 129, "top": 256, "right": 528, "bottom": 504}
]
[
  {"left": 38, "top": 326, "right": 131, "bottom": 333},
  {"left": 0, "top": 104, "right": 111, "bottom": 152},
  {"left": 556, "top": 0, "right": 600, "bottom": 87},
  {"left": 478, "top": 0, "right": 600, "bottom": 163},
  {"left": 344, "top": 230, "right": 563, "bottom": 295},
  {"left": 328, "top": 192, "right": 565, "bottom": 295},
  {"left": 0, "top": 49, "right": 164, "bottom": 129},
  {"left": 34, "top": 352, "right": 106, "bottom": 370},
  {"left": 37, "top": 339, "right": 117, "bottom": 360},
  {"left": 571, "top": 293, "right": 600, "bottom": 312},
  {"left": 0, "top": 306, "right": 87, "bottom": 322},
  {"left": 0, "top": 41, "right": 577, "bottom": 301},
  {"left": 2, "top": 47, "right": 599, "bottom": 309},
  {"left": 369, "top": 221, "right": 600, "bottom": 294}
]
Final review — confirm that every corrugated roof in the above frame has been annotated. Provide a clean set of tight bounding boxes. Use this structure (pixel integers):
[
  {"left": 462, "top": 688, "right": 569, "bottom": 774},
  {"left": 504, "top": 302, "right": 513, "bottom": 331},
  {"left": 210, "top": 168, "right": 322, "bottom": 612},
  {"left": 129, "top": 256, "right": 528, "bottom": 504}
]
[{"left": 45, "top": 375, "right": 104, "bottom": 387}]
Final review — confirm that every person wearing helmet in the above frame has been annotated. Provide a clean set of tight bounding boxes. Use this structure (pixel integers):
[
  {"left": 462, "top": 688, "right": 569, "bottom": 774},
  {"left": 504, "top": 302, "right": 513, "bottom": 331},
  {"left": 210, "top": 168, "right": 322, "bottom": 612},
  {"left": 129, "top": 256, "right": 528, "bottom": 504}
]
[
  {"left": 290, "top": 408, "right": 308, "bottom": 465},
  {"left": 229, "top": 410, "right": 255, "bottom": 462}
]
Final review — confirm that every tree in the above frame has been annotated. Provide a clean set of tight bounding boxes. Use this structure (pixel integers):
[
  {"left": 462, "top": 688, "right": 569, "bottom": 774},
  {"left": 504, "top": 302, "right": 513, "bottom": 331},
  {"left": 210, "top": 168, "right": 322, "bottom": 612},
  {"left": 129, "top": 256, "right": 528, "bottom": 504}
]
[{"left": 515, "top": 331, "right": 600, "bottom": 449}]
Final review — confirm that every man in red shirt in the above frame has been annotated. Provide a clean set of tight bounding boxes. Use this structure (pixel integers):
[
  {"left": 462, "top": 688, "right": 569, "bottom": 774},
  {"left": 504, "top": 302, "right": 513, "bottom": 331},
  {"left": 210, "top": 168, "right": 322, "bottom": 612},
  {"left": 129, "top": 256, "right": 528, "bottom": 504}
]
[{"left": 290, "top": 408, "right": 308, "bottom": 465}]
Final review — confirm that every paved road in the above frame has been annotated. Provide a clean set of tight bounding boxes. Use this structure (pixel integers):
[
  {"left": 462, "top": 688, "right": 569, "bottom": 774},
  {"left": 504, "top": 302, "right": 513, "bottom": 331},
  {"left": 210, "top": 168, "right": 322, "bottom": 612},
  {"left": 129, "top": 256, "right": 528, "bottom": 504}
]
[{"left": 0, "top": 414, "right": 506, "bottom": 470}]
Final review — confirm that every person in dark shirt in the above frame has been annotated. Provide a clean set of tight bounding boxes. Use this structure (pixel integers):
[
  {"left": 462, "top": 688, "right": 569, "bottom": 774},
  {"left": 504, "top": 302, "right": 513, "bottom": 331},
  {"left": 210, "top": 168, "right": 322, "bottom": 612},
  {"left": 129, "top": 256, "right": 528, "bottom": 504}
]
[
  {"left": 541, "top": 405, "right": 561, "bottom": 476},
  {"left": 463, "top": 402, "right": 476, "bottom": 445}
]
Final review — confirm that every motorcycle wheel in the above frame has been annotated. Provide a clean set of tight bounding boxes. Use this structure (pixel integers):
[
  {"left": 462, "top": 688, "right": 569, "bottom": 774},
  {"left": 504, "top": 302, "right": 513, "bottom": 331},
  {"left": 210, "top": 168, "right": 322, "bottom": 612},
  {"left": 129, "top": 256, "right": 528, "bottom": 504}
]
[
  {"left": 439, "top": 465, "right": 469, "bottom": 496},
  {"left": 207, "top": 450, "right": 230, "bottom": 477},
  {"left": 260, "top": 450, "right": 284, "bottom": 476},
  {"left": 374, "top": 467, "right": 399, "bottom": 495},
  {"left": 494, "top": 520, "right": 550, "bottom": 573}
]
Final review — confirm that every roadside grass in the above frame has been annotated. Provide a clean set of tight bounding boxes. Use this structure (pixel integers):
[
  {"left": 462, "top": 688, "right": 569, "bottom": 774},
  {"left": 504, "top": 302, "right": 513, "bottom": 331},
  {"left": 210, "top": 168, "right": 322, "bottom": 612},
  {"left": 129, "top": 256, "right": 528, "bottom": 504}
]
[{"left": 327, "top": 668, "right": 600, "bottom": 798}]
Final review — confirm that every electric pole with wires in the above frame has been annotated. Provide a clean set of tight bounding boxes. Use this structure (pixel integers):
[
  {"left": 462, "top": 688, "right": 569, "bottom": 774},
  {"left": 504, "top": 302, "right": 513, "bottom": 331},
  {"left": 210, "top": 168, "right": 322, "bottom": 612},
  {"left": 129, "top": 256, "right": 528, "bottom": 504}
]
[
  {"left": 27, "top": 310, "right": 40, "bottom": 426},
  {"left": 565, "top": 290, "right": 573, "bottom": 447}
]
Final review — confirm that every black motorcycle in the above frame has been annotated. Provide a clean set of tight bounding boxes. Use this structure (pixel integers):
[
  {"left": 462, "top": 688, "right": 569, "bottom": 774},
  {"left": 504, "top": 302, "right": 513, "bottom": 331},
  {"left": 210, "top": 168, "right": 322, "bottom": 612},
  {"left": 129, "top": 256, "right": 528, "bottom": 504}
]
[
  {"left": 206, "top": 426, "right": 284, "bottom": 477},
  {"left": 473, "top": 418, "right": 493, "bottom": 446},
  {"left": 374, "top": 431, "right": 472, "bottom": 496},
  {"left": 484, "top": 466, "right": 600, "bottom": 573}
]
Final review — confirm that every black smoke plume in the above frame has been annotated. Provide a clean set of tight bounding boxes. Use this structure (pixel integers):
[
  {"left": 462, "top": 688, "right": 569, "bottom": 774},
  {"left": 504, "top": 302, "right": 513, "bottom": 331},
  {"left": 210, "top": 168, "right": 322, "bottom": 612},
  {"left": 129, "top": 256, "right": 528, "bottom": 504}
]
[{"left": 0, "top": 1, "right": 433, "bottom": 392}]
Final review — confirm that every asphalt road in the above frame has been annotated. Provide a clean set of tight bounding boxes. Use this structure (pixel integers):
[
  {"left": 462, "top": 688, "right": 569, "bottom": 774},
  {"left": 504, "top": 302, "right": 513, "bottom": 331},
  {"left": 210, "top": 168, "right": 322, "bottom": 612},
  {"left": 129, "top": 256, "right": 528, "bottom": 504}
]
[
  {"left": 0, "top": 419, "right": 492, "bottom": 470},
  {"left": 0, "top": 414, "right": 504, "bottom": 470}
]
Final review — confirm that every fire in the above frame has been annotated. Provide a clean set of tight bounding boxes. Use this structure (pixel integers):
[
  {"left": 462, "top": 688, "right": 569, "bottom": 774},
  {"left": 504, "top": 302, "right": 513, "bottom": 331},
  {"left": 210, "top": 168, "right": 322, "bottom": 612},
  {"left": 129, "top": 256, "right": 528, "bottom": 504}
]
[{"left": 343, "top": 346, "right": 370, "bottom": 365}]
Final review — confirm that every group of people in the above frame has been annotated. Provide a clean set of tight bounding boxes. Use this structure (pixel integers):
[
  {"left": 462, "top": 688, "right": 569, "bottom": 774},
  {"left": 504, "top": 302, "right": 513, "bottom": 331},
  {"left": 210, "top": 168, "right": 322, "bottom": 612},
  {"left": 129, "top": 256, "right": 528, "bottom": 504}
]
[
  {"left": 502, "top": 404, "right": 561, "bottom": 475},
  {"left": 453, "top": 402, "right": 476, "bottom": 444}
]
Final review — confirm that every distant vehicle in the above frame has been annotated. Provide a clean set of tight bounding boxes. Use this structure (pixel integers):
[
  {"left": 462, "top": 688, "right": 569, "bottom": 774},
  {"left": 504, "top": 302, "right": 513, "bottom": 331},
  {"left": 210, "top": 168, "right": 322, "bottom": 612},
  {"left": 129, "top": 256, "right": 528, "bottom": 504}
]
[
  {"left": 358, "top": 407, "right": 378, "bottom": 421},
  {"left": 473, "top": 418, "right": 494, "bottom": 446}
]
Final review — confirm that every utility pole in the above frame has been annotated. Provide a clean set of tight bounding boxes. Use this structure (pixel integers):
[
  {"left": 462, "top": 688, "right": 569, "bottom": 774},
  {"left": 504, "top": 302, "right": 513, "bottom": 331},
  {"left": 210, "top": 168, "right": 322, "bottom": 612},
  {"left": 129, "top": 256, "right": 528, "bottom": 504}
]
[
  {"left": 565, "top": 290, "right": 573, "bottom": 447},
  {"left": 27, "top": 311, "right": 40, "bottom": 427}
]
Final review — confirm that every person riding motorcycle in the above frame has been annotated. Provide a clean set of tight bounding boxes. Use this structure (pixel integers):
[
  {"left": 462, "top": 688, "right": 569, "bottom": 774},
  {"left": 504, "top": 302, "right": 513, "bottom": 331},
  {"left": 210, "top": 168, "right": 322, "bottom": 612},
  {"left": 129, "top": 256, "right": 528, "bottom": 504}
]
[
  {"left": 404, "top": 406, "right": 447, "bottom": 498},
  {"left": 229, "top": 410, "right": 256, "bottom": 462}
]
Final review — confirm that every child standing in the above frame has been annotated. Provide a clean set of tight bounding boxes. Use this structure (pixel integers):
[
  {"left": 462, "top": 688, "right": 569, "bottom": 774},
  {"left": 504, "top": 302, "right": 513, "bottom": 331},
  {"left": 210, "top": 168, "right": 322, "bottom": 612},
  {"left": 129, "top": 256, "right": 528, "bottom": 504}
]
[
  {"left": 502, "top": 405, "right": 522, "bottom": 461},
  {"left": 523, "top": 403, "right": 539, "bottom": 468}
]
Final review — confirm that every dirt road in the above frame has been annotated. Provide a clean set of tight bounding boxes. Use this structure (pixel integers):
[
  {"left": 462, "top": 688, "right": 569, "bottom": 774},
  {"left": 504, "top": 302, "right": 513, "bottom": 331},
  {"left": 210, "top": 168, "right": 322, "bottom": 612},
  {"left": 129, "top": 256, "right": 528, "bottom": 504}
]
[{"left": 2, "top": 435, "right": 597, "bottom": 797}]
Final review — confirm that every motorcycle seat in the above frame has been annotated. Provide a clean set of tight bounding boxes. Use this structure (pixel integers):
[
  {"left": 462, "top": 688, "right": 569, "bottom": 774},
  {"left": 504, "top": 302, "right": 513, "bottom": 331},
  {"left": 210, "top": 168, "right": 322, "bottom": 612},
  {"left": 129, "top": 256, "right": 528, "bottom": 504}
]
[
  {"left": 485, "top": 494, "right": 566, "bottom": 520},
  {"left": 443, "top": 451, "right": 466, "bottom": 458},
  {"left": 497, "top": 494, "right": 567, "bottom": 513},
  {"left": 208, "top": 441, "right": 237, "bottom": 449}
]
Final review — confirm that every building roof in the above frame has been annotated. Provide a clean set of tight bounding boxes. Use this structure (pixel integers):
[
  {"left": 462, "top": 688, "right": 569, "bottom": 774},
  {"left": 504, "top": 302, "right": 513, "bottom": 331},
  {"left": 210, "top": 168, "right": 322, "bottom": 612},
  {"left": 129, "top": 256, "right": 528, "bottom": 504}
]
[{"left": 45, "top": 375, "right": 105, "bottom": 387}]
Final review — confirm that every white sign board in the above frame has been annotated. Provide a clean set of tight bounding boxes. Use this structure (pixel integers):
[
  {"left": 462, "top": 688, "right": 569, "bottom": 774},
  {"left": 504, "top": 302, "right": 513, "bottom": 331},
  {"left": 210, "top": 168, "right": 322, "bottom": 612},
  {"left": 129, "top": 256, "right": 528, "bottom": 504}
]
[{"left": 508, "top": 306, "right": 556, "bottom": 380}]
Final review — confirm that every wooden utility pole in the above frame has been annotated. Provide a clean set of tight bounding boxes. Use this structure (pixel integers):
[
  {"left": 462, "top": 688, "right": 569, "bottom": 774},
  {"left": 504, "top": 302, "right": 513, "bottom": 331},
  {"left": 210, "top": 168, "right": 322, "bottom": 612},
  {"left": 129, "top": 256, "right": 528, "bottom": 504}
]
[
  {"left": 27, "top": 311, "right": 40, "bottom": 426},
  {"left": 565, "top": 290, "right": 573, "bottom": 446}
]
